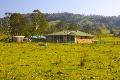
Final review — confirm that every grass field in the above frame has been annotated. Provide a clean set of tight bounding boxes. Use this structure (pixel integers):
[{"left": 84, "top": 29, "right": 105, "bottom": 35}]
[{"left": 0, "top": 42, "right": 120, "bottom": 80}]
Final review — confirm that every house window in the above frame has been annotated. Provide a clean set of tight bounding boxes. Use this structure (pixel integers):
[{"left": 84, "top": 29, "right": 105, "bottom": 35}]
[
  {"left": 81, "top": 36, "right": 85, "bottom": 39},
  {"left": 85, "top": 36, "right": 87, "bottom": 39}
]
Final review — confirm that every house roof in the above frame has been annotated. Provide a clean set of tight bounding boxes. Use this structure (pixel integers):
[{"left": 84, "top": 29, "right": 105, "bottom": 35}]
[{"left": 46, "top": 31, "right": 93, "bottom": 37}]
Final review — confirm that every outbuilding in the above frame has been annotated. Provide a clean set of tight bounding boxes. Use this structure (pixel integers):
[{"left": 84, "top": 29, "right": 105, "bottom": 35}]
[
  {"left": 12, "top": 36, "right": 25, "bottom": 42},
  {"left": 46, "top": 31, "right": 94, "bottom": 43}
]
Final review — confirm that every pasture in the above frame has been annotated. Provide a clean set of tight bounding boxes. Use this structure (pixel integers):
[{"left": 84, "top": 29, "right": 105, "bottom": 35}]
[{"left": 0, "top": 42, "right": 120, "bottom": 80}]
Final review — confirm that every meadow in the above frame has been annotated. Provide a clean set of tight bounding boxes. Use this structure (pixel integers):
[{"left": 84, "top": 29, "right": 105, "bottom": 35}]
[{"left": 0, "top": 42, "right": 120, "bottom": 80}]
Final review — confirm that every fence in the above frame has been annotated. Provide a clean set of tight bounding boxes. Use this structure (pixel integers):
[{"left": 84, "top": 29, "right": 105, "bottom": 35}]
[{"left": 93, "top": 40, "right": 120, "bottom": 44}]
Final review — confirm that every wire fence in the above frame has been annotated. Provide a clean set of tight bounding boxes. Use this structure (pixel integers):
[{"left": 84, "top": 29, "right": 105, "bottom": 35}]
[{"left": 93, "top": 40, "right": 120, "bottom": 44}]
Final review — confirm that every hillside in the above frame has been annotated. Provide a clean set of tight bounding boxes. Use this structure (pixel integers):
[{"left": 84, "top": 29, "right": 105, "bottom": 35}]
[
  {"left": 48, "top": 20, "right": 60, "bottom": 26},
  {"left": 45, "top": 12, "right": 120, "bottom": 30}
]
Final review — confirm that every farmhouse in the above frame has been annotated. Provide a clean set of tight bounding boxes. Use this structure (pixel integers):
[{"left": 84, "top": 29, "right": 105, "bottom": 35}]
[{"left": 46, "top": 31, "right": 94, "bottom": 43}]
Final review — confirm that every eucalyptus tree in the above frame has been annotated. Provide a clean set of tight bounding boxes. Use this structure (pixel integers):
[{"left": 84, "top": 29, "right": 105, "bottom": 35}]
[{"left": 30, "top": 9, "right": 48, "bottom": 36}]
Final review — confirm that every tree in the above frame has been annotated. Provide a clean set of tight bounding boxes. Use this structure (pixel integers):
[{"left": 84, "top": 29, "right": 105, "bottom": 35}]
[
  {"left": 69, "top": 22, "right": 78, "bottom": 31},
  {"left": 30, "top": 9, "right": 42, "bottom": 35},
  {"left": 30, "top": 9, "right": 48, "bottom": 36},
  {"left": 0, "top": 19, "right": 4, "bottom": 35},
  {"left": 2, "top": 16, "right": 10, "bottom": 35},
  {"left": 79, "top": 18, "right": 93, "bottom": 33},
  {"left": 0, "top": 26, "right": 5, "bottom": 35},
  {"left": 82, "top": 24, "right": 92, "bottom": 33},
  {"left": 19, "top": 17, "right": 30, "bottom": 37},
  {"left": 101, "top": 23, "right": 107, "bottom": 29},
  {"left": 57, "top": 19, "right": 68, "bottom": 31},
  {"left": 9, "top": 13, "right": 29, "bottom": 36},
  {"left": 96, "top": 28, "right": 102, "bottom": 35},
  {"left": 48, "top": 24, "right": 56, "bottom": 33},
  {"left": 96, "top": 28, "right": 102, "bottom": 40},
  {"left": 38, "top": 17, "right": 48, "bottom": 35}
]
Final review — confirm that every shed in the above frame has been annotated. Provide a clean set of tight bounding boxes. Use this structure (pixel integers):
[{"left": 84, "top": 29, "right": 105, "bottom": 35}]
[{"left": 12, "top": 36, "right": 25, "bottom": 42}]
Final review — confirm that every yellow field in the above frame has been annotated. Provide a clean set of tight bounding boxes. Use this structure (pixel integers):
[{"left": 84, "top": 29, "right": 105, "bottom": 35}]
[{"left": 0, "top": 42, "right": 120, "bottom": 80}]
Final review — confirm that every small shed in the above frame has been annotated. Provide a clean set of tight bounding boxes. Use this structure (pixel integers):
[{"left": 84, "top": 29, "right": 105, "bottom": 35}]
[{"left": 12, "top": 36, "right": 25, "bottom": 42}]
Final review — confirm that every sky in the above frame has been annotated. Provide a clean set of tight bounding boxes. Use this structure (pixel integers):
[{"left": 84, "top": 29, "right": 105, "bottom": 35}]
[{"left": 0, "top": 0, "right": 120, "bottom": 18}]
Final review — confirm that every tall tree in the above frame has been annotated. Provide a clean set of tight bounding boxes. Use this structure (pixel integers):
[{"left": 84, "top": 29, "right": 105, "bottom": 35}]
[
  {"left": 9, "top": 13, "right": 29, "bottom": 36},
  {"left": 30, "top": 9, "right": 48, "bottom": 36},
  {"left": 38, "top": 17, "right": 48, "bottom": 35}
]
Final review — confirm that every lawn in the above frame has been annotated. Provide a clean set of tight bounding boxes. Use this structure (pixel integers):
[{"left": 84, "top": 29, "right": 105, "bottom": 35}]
[{"left": 0, "top": 42, "right": 120, "bottom": 80}]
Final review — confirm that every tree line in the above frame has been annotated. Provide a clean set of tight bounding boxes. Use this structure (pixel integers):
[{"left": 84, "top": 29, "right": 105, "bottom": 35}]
[
  {"left": 0, "top": 9, "right": 49, "bottom": 37},
  {"left": 1, "top": 10, "right": 120, "bottom": 37}
]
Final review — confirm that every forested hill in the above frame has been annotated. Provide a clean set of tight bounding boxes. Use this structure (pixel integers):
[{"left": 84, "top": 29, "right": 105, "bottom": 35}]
[
  {"left": 45, "top": 12, "right": 120, "bottom": 29},
  {"left": 1, "top": 12, "right": 120, "bottom": 29},
  {"left": 1, "top": 11, "right": 120, "bottom": 36}
]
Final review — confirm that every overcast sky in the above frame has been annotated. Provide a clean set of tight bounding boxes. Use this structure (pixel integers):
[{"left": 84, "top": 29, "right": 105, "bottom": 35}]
[{"left": 0, "top": 0, "right": 120, "bottom": 17}]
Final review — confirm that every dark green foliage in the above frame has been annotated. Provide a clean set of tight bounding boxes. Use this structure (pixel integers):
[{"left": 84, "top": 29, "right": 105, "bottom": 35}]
[
  {"left": 47, "top": 24, "right": 56, "bottom": 34},
  {"left": 0, "top": 26, "right": 5, "bottom": 35},
  {"left": 69, "top": 22, "right": 78, "bottom": 31},
  {"left": 30, "top": 9, "right": 48, "bottom": 36},
  {"left": 0, "top": 9, "right": 49, "bottom": 37},
  {"left": 45, "top": 13, "right": 120, "bottom": 35},
  {"left": 2, "top": 11, "right": 120, "bottom": 37},
  {"left": 57, "top": 19, "right": 68, "bottom": 31},
  {"left": 1, "top": 16, "right": 10, "bottom": 35},
  {"left": 9, "top": 13, "right": 29, "bottom": 36}
]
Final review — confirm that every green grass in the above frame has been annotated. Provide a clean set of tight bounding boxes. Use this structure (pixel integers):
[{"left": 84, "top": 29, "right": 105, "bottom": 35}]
[
  {"left": 0, "top": 42, "right": 120, "bottom": 80},
  {"left": 94, "top": 34, "right": 120, "bottom": 42}
]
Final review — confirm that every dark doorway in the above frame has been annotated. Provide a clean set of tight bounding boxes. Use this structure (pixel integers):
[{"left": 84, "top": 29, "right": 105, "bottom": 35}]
[{"left": 67, "top": 36, "right": 75, "bottom": 42}]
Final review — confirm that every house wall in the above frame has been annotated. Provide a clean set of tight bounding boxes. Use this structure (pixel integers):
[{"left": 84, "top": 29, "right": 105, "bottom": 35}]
[
  {"left": 46, "top": 36, "right": 67, "bottom": 42},
  {"left": 46, "top": 36, "right": 53, "bottom": 42},
  {"left": 75, "top": 36, "right": 93, "bottom": 43},
  {"left": 46, "top": 36, "right": 75, "bottom": 43},
  {"left": 46, "top": 36, "right": 94, "bottom": 43}
]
